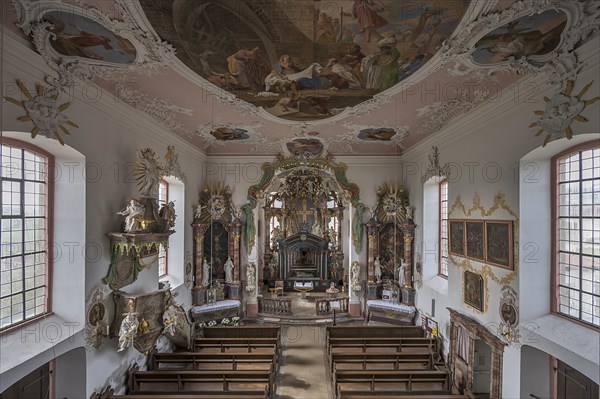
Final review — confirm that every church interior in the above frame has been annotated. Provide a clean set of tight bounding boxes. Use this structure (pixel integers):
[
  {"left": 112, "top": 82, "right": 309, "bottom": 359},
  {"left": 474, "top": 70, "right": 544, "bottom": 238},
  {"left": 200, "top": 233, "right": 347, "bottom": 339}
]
[{"left": 1, "top": 0, "right": 599, "bottom": 398}]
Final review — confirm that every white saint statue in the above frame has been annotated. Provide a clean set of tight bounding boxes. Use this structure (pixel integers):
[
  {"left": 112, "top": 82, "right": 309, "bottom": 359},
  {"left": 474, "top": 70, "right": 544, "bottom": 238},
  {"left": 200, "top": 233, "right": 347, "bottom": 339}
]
[
  {"left": 202, "top": 258, "right": 211, "bottom": 287},
  {"left": 374, "top": 256, "right": 382, "bottom": 283},
  {"left": 117, "top": 300, "right": 139, "bottom": 352},
  {"left": 194, "top": 204, "right": 206, "bottom": 219},
  {"left": 398, "top": 260, "right": 407, "bottom": 286},
  {"left": 351, "top": 261, "right": 360, "bottom": 286},
  {"left": 224, "top": 257, "right": 234, "bottom": 283},
  {"left": 118, "top": 199, "right": 145, "bottom": 233},
  {"left": 312, "top": 223, "right": 323, "bottom": 237},
  {"left": 246, "top": 263, "right": 256, "bottom": 294},
  {"left": 162, "top": 304, "right": 177, "bottom": 336}
]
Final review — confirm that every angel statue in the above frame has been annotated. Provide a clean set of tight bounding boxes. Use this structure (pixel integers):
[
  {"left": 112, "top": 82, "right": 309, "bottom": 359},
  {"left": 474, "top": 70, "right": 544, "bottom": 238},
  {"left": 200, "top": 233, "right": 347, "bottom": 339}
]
[
  {"left": 224, "top": 257, "right": 234, "bottom": 283},
  {"left": 194, "top": 204, "right": 206, "bottom": 220},
  {"left": 162, "top": 304, "right": 178, "bottom": 336},
  {"left": 117, "top": 299, "right": 139, "bottom": 352},
  {"left": 159, "top": 200, "right": 176, "bottom": 230},
  {"left": 118, "top": 199, "right": 145, "bottom": 233},
  {"left": 134, "top": 148, "right": 163, "bottom": 198},
  {"left": 202, "top": 258, "right": 211, "bottom": 287}
]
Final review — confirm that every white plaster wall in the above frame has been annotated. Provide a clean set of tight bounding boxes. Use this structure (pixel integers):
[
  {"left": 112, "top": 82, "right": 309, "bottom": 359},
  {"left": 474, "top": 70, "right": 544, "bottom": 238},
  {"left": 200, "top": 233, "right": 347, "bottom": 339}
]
[
  {"left": 54, "top": 347, "right": 87, "bottom": 399},
  {"left": 1, "top": 32, "right": 205, "bottom": 395},
  {"left": 520, "top": 345, "right": 551, "bottom": 399}
]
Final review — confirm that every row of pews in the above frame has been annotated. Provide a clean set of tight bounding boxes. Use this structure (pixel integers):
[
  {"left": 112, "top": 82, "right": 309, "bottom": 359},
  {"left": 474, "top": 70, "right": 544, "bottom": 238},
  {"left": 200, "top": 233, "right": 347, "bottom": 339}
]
[
  {"left": 326, "top": 326, "right": 468, "bottom": 399},
  {"left": 111, "top": 326, "right": 280, "bottom": 399}
]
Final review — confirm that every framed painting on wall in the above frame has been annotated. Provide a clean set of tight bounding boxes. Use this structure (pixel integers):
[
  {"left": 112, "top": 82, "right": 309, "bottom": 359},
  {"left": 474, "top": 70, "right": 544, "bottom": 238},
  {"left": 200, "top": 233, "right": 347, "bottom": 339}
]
[
  {"left": 465, "top": 221, "right": 485, "bottom": 261},
  {"left": 463, "top": 270, "right": 484, "bottom": 312},
  {"left": 485, "top": 221, "right": 513, "bottom": 270},
  {"left": 449, "top": 220, "right": 465, "bottom": 256}
]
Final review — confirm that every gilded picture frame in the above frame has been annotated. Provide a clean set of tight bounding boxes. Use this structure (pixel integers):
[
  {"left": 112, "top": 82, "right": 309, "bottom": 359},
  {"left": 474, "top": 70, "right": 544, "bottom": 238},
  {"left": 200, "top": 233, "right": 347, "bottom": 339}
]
[
  {"left": 449, "top": 220, "right": 465, "bottom": 256},
  {"left": 463, "top": 270, "right": 484, "bottom": 312},
  {"left": 485, "top": 220, "right": 513, "bottom": 270},
  {"left": 465, "top": 220, "right": 485, "bottom": 261}
]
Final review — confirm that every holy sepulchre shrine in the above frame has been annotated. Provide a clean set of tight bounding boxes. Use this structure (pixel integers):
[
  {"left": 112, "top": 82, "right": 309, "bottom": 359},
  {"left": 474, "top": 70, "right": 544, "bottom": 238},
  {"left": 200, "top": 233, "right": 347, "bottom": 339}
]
[{"left": 0, "top": 0, "right": 599, "bottom": 398}]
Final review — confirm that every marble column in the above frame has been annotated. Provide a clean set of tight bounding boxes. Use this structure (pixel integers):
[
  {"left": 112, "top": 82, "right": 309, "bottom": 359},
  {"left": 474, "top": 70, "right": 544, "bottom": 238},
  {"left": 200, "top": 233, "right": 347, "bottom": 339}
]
[
  {"left": 366, "top": 218, "right": 380, "bottom": 300},
  {"left": 191, "top": 222, "right": 209, "bottom": 305}
]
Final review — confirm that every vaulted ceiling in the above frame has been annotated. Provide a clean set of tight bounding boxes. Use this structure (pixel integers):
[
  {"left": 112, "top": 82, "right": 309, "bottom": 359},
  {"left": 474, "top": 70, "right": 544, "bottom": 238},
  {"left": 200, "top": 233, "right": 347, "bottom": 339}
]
[{"left": 5, "top": 0, "right": 599, "bottom": 155}]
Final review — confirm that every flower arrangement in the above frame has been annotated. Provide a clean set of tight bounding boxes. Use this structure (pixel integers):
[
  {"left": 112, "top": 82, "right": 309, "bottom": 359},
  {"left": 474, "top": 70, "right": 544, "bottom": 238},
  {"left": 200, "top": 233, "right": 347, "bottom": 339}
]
[
  {"left": 198, "top": 321, "right": 207, "bottom": 329},
  {"left": 231, "top": 316, "right": 241, "bottom": 326},
  {"left": 207, "top": 320, "right": 217, "bottom": 327},
  {"left": 220, "top": 318, "right": 231, "bottom": 325}
]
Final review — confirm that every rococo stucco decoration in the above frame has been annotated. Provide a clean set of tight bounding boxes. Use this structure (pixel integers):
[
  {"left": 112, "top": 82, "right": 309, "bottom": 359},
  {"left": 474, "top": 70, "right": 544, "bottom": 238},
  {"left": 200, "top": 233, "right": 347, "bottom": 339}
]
[
  {"left": 438, "top": 0, "right": 600, "bottom": 86},
  {"left": 449, "top": 191, "right": 519, "bottom": 286},
  {"left": 498, "top": 285, "right": 520, "bottom": 345},
  {"left": 4, "top": 79, "right": 79, "bottom": 145},
  {"left": 84, "top": 283, "right": 113, "bottom": 351},
  {"left": 530, "top": 80, "right": 600, "bottom": 146},
  {"left": 12, "top": 0, "right": 175, "bottom": 88}
]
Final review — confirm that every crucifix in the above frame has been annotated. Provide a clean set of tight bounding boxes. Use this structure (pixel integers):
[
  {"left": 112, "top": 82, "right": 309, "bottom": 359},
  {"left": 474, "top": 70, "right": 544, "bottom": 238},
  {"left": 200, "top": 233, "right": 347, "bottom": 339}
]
[{"left": 296, "top": 199, "right": 314, "bottom": 230}]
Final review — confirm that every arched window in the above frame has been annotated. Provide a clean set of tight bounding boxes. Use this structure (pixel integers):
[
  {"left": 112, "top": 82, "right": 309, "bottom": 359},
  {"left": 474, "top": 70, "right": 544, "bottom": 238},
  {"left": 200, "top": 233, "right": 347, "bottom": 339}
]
[
  {"left": 553, "top": 142, "right": 599, "bottom": 327},
  {"left": 1, "top": 139, "right": 53, "bottom": 330},
  {"left": 158, "top": 178, "right": 169, "bottom": 277},
  {"left": 439, "top": 179, "right": 449, "bottom": 277}
]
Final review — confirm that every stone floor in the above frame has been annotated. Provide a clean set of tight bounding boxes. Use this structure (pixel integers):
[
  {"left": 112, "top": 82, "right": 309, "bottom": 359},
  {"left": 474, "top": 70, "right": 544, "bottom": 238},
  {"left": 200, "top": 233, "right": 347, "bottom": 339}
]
[{"left": 275, "top": 324, "right": 333, "bottom": 399}]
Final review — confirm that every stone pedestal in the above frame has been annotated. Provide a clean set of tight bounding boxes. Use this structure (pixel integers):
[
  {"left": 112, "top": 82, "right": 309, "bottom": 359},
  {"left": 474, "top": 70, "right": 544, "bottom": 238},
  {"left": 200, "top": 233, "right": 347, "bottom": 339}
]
[
  {"left": 192, "top": 286, "right": 207, "bottom": 306},
  {"left": 348, "top": 301, "right": 361, "bottom": 317},
  {"left": 367, "top": 283, "right": 380, "bottom": 300},
  {"left": 401, "top": 286, "right": 415, "bottom": 306},
  {"left": 246, "top": 302, "right": 258, "bottom": 317},
  {"left": 227, "top": 283, "right": 241, "bottom": 300}
]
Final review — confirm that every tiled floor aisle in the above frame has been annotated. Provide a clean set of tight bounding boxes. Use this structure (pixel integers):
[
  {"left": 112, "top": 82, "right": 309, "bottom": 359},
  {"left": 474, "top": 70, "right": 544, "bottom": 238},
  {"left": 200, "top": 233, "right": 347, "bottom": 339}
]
[{"left": 276, "top": 325, "right": 333, "bottom": 399}]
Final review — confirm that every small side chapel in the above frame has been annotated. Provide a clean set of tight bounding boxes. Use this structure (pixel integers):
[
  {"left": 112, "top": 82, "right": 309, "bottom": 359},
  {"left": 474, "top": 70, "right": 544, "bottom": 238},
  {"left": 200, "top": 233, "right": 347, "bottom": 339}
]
[{"left": 1, "top": 0, "right": 599, "bottom": 399}]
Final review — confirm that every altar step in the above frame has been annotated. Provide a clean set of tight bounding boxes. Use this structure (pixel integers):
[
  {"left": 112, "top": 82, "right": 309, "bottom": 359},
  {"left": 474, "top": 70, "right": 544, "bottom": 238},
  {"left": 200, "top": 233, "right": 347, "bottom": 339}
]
[{"left": 251, "top": 312, "right": 363, "bottom": 325}]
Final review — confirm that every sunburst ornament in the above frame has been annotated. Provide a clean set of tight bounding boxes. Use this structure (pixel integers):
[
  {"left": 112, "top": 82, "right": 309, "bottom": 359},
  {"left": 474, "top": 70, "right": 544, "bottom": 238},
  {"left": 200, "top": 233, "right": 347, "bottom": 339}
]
[
  {"left": 530, "top": 80, "right": 599, "bottom": 147},
  {"left": 3, "top": 80, "right": 78, "bottom": 145}
]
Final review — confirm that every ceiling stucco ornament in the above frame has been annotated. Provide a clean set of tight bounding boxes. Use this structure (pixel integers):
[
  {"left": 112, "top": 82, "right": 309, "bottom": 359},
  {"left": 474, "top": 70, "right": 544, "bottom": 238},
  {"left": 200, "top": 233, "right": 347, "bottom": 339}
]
[
  {"left": 421, "top": 146, "right": 450, "bottom": 183},
  {"left": 112, "top": 79, "right": 192, "bottom": 136},
  {"left": 530, "top": 80, "right": 599, "bottom": 146},
  {"left": 437, "top": 0, "right": 600, "bottom": 85},
  {"left": 4, "top": 79, "right": 78, "bottom": 145},
  {"left": 341, "top": 122, "right": 409, "bottom": 148},
  {"left": 12, "top": 0, "right": 175, "bottom": 88},
  {"left": 414, "top": 85, "right": 493, "bottom": 136},
  {"left": 196, "top": 122, "right": 265, "bottom": 150}
]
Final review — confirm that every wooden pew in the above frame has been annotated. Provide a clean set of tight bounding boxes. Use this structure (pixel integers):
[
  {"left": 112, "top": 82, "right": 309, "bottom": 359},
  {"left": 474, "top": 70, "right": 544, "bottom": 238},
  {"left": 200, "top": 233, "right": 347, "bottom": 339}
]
[
  {"left": 112, "top": 393, "right": 267, "bottom": 399},
  {"left": 334, "top": 369, "right": 451, "bottom": 398},
  {"left": 327, "top": 326, "right": 424, "bottom": 341},
  {"left": 201, "top": 326, "right": 280, "bottom": 340},
  {"left": 193, "top": 338, "right": 278, "bottom": 354},
  {"left": 328, "top": 337, "right": 438, "bottom": 355},
  {"left": 330, "top": 352, "right": 435, "bottom": 373},
  {"left": 129, "top": 370, "right": 273, "bottom": 394},
  {"left": 337, "top": 394, "right": 469, "bottom": 399},
  {"left": 151, "top": 352, "right": 276, "bottom": 372}
]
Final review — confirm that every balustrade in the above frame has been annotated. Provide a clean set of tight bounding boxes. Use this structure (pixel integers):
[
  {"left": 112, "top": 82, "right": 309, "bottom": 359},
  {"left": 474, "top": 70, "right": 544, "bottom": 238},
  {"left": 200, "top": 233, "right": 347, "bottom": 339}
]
[
  {"left": 258, "top": 297, "right": 292, "bottom": 315},
  {"left": 315, "top": 296, "right": 349, "bottom": 315}
]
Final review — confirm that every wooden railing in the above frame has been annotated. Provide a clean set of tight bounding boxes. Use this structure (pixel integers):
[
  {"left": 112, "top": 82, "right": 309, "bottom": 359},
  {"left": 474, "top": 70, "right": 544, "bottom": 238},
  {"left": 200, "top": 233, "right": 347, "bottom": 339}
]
[
  {"left": 316, "top": 297, "right": 349, "bottom": 315},
  {"left": 258, "top": 297, "right": 292, "bottom": 315}
]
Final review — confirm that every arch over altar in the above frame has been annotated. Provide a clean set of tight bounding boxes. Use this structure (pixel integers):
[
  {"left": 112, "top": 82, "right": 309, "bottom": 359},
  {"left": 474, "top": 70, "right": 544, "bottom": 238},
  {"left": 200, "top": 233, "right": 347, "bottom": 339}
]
[{"left": 241, "top": 153, "right": 364, "bottom": 291}]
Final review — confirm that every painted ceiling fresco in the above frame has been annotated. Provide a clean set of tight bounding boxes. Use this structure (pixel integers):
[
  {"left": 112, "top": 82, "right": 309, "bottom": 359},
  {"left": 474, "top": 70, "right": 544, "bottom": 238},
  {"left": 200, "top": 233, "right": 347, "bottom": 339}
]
[{"left": 142, "top": 0, "right": 471, "bottom": 121}]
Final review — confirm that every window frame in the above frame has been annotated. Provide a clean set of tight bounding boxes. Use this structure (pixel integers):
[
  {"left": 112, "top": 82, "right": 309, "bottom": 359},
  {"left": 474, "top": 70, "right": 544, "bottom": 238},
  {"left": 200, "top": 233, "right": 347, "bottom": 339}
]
[
  {"left": 439, "top": 179, "right": 449, "bottom": 278},
  {"left": 157, "top": 178, "right": 169, "bottom": 277},
  {"left": 1, "top": 138, "right": 54, "bottom": 333},
  {"left": 551, "top": 140, "right": 600, "bottom": 330}
]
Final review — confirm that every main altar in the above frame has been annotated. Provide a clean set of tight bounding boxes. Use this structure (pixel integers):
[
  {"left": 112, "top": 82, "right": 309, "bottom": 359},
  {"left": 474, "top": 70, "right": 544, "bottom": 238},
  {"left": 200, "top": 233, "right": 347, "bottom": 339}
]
[{"left": 262, "top": 161, "right": 345, "bottom": 292}]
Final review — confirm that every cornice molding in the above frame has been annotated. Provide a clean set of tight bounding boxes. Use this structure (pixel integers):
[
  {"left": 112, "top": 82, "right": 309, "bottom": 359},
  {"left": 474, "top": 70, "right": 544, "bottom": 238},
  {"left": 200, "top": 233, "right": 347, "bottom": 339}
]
[
  {"left": 401, "top": 35, "right": 600, "bottom": 164},
  {"left": 2, "top": 30, "right": 206, "bottom": 163}
]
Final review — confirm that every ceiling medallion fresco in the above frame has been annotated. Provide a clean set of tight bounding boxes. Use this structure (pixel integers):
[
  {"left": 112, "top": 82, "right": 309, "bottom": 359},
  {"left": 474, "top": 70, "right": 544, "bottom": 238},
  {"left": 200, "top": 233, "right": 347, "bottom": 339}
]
[
  {"left": 141, "top": 0, "right": 471, "bottom": 122},
  {"left": 471, "top": 10, "right": 567, "bottom": 66}
]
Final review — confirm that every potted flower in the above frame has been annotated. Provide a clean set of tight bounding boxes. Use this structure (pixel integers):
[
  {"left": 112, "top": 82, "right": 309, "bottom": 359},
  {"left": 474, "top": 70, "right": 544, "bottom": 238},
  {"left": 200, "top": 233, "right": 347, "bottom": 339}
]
[
  {"left": 207, "top": 320, "right": 217, "bottom": 327},
  {"left": 220, "top": 318, "right": 231, "bottom": 326},
  {"left": 232, "top": 316, "right": 241, "bottom": 326}
]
